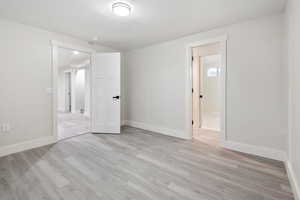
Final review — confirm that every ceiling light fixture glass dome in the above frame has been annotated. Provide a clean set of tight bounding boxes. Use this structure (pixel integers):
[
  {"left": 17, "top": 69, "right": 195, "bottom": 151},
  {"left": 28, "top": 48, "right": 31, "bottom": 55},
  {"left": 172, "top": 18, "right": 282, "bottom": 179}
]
[{"left": 112, "top": 2, "right": 131, "bottom": 16}]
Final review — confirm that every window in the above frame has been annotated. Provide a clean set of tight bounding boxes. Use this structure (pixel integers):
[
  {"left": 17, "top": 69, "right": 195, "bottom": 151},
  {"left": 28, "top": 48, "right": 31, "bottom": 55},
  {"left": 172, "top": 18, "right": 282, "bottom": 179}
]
[{"left": 207, "top": 68, "right": 218, "bottom": 77}]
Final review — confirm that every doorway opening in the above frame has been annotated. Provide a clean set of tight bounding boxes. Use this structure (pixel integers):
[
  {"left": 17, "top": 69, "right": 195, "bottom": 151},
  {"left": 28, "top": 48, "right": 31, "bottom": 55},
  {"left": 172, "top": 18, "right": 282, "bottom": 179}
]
[
  {"left": 56, "top": 47, "right": 92, "bottom": 140},
  {"left": 192, "top": 43, "right": 221, "bottom": 145},
  {"left": 186, "top": 36, "right": 227, "bottom": 146},
  {"left": 52, "top": 41, "right": 122, "bottom": 141}
]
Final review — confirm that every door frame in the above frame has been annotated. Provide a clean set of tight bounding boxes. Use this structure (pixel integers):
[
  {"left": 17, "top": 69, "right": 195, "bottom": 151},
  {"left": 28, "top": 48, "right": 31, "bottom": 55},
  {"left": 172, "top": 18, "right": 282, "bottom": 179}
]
[
  {"left": 64, "top": 71, "right": 72, "bottom": 112},
  {"left": 185, "top": 35, "right": 228, "bottom": 142},
  {"left": 51, "top": 40, "right": 95, "bottom": 141}
]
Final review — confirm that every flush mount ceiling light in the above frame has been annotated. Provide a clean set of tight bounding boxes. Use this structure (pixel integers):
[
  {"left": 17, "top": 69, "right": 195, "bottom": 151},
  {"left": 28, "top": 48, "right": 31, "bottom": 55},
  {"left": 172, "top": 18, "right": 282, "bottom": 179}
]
[
  {"left": 73, "top": 51, "right": 79, "bottom": 55},
  {"left": 92, "top": 36, "right": 99, "bottom": 41},
  {"left": 112, "top": 2, "right": 131, "bottom": 16}
]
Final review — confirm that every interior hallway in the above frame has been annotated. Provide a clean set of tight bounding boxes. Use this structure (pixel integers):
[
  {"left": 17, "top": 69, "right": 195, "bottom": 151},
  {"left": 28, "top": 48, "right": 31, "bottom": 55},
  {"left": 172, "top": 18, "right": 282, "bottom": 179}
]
[{"left": 58, "top": 112, "right": 90, "bottom": 140}]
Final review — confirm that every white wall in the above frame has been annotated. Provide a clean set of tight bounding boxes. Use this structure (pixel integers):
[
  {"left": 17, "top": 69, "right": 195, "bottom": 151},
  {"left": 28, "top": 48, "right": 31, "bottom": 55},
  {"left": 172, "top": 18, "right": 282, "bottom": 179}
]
[
  {"left": 125, "top": 15, "right": 287, "bottom": 152},
  {"left": 57, "top": 69, "right": 66, "bottom": 112},
  {"left": 75, "top": 69, "right": 86, "bottom": 112},
  {"left": 284, "top": 0, "right": 300, "bottom": 198},
  {"left": 0, "top": 19, "right": 115, "bottom": 149}
]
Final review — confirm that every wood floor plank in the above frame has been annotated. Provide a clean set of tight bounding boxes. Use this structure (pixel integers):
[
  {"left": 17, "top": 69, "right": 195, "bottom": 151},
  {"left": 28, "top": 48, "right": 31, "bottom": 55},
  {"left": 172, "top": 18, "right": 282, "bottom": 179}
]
[{"left": 0, "top": 126, "right": 295, "bottom": 200}]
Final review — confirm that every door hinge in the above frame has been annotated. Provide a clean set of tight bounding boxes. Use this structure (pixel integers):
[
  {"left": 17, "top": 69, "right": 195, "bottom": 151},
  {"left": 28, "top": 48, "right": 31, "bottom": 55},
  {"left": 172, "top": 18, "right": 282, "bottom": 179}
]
[
  {"left": 192, "top": 88, "right": 194, "bottom": 93},
  {"left": 192, "top": 56, "right": 194, "bottom": 61},
  {"left": 192, "top": 120, "right": 194, "bottom": 125}
]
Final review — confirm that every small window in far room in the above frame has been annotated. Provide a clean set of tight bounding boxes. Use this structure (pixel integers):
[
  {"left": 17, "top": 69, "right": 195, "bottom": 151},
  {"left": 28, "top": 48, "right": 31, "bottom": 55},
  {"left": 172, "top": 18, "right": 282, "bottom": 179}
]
[{"left": 207, "top": 67, "right": 218, "bottom": 77}]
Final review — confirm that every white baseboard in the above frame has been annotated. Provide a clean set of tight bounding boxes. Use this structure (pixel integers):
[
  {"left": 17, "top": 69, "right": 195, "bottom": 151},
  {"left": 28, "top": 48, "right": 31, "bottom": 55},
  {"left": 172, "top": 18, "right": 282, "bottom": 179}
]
[
  {"left": 286, "top": 161, "right": 300, "bottom": 200},
  {"left": 124, "top": 120, "right": 287, "bottom": 161},
  {"left": 123, "top": 120, "right": 188, "bottom": 139},
  {"left": 221, "top": 140, "right": 287, "bottom": 161},
  {"left": 0, "top": 136, "right": 57, "bottom": 158},
  {"left": 121, "top": 120, "right": 126, "bottom": 126}
]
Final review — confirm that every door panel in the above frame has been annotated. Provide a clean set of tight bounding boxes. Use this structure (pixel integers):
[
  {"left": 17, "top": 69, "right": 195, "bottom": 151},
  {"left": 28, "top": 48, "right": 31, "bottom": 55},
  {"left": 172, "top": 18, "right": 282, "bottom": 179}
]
[
  {"left": 192, "top": 48, "right": 201, "bottom": 130},
  {"left": 91, "top": 53, "right": 121, "bottom": 134},
  {"left": 200, "top": 55, "right": 221, "bottom": 131},
  {"left": 65, "top": 72, "right": 72, "bottom": 112}
]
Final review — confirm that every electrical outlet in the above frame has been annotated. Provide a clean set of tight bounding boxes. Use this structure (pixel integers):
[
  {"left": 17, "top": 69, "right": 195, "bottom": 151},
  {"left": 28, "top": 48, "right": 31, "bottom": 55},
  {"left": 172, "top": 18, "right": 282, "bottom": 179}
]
[{"left": 1, "top": 123, "right": 11, "bottom": 133}]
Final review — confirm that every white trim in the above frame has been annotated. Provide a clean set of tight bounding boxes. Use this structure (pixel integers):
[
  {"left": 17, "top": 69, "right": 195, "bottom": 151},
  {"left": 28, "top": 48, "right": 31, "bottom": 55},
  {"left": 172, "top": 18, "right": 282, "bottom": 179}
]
[
  {"left": 64, "top": 71, "right": 72, "bottom": 112},
  {"left": 124, "top": 120, "right": 188, "bottom": 139},
  {"left": 50, "top": 40, "right": 95, "bottom": 54},
  {"left": 51, "top": 40, "right": 95, "bottom": 141},
  {"left": 287, "top": 17, "right": 295, "bottom": 163},
  {"left": 185, "top": 35, "right": 228, "bottom": 141},
  {"left": 124, "top": 119, "right": 287, "bottom": 161},
  {"left": 286, "top": 161, "right": 300, "bottom": 200},
  {"left": 221, "top": 140, "right": 287, "bottom": 161},
  {"left": 0, "top": 136, "right": 56, "bottom": 158},
  {"left": 51, "top": 44, "right": 59, "bottom": 141},
  {"left": 187, "top": 35, "right": 228, "bottom": 49},
  {"left": 70, "top": 69, "right": 77, "bottom": 113}
]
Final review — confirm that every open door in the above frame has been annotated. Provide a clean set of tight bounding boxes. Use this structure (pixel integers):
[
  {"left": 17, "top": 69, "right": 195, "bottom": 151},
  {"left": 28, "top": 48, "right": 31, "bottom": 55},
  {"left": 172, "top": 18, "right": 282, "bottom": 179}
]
[
  {"left": 192, "top": 42, "right": 222, "bottom": 143},
  {"left": 65, "top": 72, "right": 72, "bottom": 112},
  {"left": 91, "top": 53, "right": 121, "bottom": 134}
]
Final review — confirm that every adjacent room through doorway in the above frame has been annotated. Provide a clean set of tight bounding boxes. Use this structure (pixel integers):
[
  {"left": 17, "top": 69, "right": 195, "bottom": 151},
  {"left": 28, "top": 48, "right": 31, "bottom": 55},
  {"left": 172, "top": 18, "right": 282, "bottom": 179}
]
[
  {"left": 56, "top": 47, "right": 91, "bottom": 140},
  {"left": 192, "top": 42, "right": 222, "bottom": 145}
]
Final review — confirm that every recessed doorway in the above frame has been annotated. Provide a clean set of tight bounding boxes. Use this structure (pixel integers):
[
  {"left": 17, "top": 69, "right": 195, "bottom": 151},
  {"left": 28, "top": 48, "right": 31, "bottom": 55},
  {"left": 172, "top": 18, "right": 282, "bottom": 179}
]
[
  {"left": 192, "top": 43, "right": 221, "bottom": 145},
  {"left": 56, "top": 47, "right": 92, "bottom": 140},
  {"left": 186, "top": 36, "right": 227, "bottom": 145},
  {"left": 51, "top": 41, "right": 122, "bottom": 142}
]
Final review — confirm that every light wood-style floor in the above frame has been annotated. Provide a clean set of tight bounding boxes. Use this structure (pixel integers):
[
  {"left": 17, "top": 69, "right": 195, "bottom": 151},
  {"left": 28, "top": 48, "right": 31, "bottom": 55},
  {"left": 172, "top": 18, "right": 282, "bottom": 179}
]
[
  {"left": 193, "top": 128, "right": 220, "bottom": 147},
  {"left": 0, "top": 126, "right": 294, "bottom": 200},
  {"left": 58, "top": 112, "right": 90, "bottom": 140}
]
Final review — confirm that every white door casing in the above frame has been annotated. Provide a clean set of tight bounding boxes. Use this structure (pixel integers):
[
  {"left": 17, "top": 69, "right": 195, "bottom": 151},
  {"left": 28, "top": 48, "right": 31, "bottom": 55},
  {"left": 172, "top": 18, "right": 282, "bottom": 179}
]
[
  {"left": 51, "top": 40, "right": 95, "bottom": 141},
  {"left": 192, "top": 48, "right": 201, "bottom": 131},
  {"left": 186, "top": 35, "right": 227, "bottom": 141}
]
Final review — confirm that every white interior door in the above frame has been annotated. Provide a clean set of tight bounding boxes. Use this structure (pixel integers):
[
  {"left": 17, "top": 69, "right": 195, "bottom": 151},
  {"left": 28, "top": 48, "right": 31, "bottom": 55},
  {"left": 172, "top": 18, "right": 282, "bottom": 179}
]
[
  {"left": 65, "top": 72, "right": 72, "bottom": 112},
  {"left": 192, "top": 49, "right": 201, "bottom": 131},
  {"left": 91, "top": 53, "right": 121, "bottom": 134}
]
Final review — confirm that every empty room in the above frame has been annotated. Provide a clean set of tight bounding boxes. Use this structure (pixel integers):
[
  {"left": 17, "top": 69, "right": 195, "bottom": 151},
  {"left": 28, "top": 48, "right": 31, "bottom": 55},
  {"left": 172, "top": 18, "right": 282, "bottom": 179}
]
[{"left": 0, "top": 0, "right": 300, "bottom": 200}]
